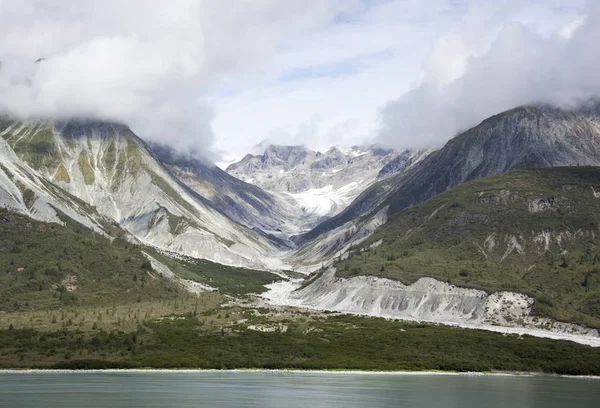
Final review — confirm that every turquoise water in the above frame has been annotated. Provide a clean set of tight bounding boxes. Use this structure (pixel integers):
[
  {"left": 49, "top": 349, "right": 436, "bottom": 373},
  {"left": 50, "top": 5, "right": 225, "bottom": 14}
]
[{"left": 0, "top": 371, "right": 598, "bottom": 407}]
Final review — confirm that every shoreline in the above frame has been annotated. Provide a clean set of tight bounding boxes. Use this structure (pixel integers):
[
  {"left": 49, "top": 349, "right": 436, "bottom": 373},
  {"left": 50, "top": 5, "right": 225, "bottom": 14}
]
[{"left": 0, "top": 368, "right": 598, "bottom": 379}]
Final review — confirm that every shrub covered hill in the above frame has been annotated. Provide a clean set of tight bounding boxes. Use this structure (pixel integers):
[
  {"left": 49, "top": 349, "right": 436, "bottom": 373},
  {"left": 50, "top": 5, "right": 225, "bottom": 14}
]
[
  {"left": 336, "top": 167, "right": 600, "bottom": 328},
  {"left": 0, "top": 207, "right": 280, "bottom": 312}
]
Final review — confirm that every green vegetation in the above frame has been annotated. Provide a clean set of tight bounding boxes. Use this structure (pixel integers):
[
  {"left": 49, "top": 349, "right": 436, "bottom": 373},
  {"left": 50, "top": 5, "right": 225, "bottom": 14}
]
[
  {"left": 1, "top": 310, "right": 599, "bottom": 374},
  {"left": 0, "top": 209, "right": 183, "bottom": 312},
  {"left": 148, "top": 171, "right": 198, "bottom": 215},
  {"left": 167, "top": 213, "right": 188, "bottom": 235},
  {"left": 2, "top": 124, "right": 62, "bottom": 172},
  {"left": 0, "top": 207, "right": 281, "bottom": 311},
  {"left": 54, "top": 163, "right": 71, "bottom": 183},
  {"left": 122, "top": 135, "right": 144, "bottom": 176},
  {"left": 0, "top": 293, "right": 222, "bottom": 334},
  {"left": 103, "top": 140, "right": 117, "bottom": 176},
  {"left": 14, "top": 181, "right": 36, "bottom": 209},
  {"left": 1, "top": 122, "right": 598, "bottom": 374},
  {"left": 111, "top": 135, "right": 144, "bottom": 190},
  {"left": 168, "top": 258, "right": 280, "bottom": 296},
  {"left": 0, "top": 163, "right": 13, "bottom": 179},
  {"left": 336, "top": 167, "right": 600, "bottom": 328},
  {"left": 77, "top": 152, "right": 95, "bottom": 185},
  {"left": 146, "top": 206, "right": 191, "bottom": 236},
  {"left": 112, "top": 149, "right": 128, "bottom": 190}
]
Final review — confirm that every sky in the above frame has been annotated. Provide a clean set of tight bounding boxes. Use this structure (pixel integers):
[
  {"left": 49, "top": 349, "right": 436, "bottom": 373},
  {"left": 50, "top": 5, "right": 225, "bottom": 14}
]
[{"left": 0, "top": 0, "right": 597, "bottom": 164}]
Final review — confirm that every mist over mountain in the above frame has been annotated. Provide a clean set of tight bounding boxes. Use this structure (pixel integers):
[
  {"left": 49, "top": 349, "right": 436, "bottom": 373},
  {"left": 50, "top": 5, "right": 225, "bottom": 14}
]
[
  {"left": 292, "top": 102, "right": 600, "bottom": 266},
  {"left": 377, "top": 3, "right": 600, "bottom": 151},
  {"left": 0, "top": 117, "right": 287, "bottom": 269}
]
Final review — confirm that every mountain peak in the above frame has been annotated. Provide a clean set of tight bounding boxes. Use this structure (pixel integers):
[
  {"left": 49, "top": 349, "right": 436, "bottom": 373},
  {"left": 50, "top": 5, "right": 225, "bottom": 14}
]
[
  {"left": 0, "top": 118, "right": 285, "bottom": 269},
  {"left": 223, "top": 144, "right": 426, "bottom": 230},
  {"left": 295, "top": 102, "right": 600, "bottom": 266}
]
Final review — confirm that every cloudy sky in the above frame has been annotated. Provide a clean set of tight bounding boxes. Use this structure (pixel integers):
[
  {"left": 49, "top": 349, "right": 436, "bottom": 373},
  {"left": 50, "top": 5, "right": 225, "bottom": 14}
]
[{"left": 0, "top": 0, "right": 597, "bottom": 163}]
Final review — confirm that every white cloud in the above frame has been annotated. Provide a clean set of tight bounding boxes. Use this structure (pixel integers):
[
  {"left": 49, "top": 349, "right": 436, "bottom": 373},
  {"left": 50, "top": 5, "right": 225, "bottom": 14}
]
[
  {"left": 0, "top": 0, "right": 352, "bottom": 157},
  {"left": 212, "top": 0, "right": 591, "bottom": 160},
  {"left": 377, "top": 0, "right": 595, "bottom": 150},
  {"left": 212, "top": 0, "right": 463, "bottom": 160},
  {"left": 0, "top": 0, "right": 595, "bottom": 161}
]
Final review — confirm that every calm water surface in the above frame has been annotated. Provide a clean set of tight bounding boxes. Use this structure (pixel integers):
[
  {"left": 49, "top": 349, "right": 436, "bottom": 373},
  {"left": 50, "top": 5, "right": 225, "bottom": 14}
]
[{"left": 0, "top": 371, "right": 598, "bottom": 408}]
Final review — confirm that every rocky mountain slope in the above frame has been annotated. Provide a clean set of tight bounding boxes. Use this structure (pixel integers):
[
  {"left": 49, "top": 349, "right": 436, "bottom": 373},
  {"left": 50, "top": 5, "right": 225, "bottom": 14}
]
[
  {"left": 227, "top": 144, "right": 397, "bottom": 193},
  {"left": 149, "top": 143, "right": 307, "bottom": 244},
  {"left": 292, "top": 103, "right": 600, "bottom": 267},
  {"left": 265, "top": 167, "right": 600, "bottom": 345},
  {"left": 226, "top": 144, "right": 429, "bottom": 232},
  {"left": 4, "top": 103, "right": 600, "bottom": 346},
  {"left": 0, "top": 118, "right": 284, "bottom": 269}
]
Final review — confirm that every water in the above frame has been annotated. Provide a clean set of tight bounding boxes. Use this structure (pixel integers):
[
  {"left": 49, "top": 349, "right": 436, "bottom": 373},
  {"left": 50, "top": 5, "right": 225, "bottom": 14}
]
[{"left": 0, "top": 371, "right": 598, "bottom": 408}]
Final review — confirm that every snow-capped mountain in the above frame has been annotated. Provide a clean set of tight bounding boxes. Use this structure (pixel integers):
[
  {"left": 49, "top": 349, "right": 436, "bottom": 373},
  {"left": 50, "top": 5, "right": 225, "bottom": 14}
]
[
  {"left": 0, "top": 117, "right": 419, "bottom": 271},
  {"left": 0, "top": 118, "right": 285, "bottom": 269},
  {"left": 226, "top": 144, "right": 429, "bottom": 230}
]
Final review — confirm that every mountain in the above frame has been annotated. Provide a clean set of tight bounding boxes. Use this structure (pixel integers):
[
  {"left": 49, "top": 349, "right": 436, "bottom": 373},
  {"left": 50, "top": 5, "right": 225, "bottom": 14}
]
[
  {"left": 226, "top": 143, "right": 429, "bottom": 232},
  {"left": 148, "top": 143, "right": 306, "bottom": 244},
  {"left": 4, "top": 104, "right": 600, "bottom": 360},
  {"left": 266, "top": 167, "right": 600, "bottom": 343},
  {"left": 0, "top": 118, "right": 284, "bottom": 269},
  {"left": 0, "top": 208, "right": 184, "bottom": 312},
  {"left": 292, "top": 103, "right": 600, "bottom": 267}
]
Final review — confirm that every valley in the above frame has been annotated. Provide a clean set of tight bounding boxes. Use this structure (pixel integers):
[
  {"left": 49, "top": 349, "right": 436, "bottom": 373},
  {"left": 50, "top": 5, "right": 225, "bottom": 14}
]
[
  {"left": 3, "top": 297, "right": 600, "bottom": 374},
  {"left": 2, "top": 103, "right": 600, "bottom": 373}
]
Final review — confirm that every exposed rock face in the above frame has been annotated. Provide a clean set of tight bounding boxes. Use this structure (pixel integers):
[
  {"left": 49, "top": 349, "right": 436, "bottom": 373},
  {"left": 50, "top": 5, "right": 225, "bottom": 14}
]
[
  {"left": 0, "top": 141, "right": 97, "bottom": 232},
  {"left": 377, "top": 148, "right": 436, "bottom": 179},
  {"left": 0, "top": 118, "right": 284, "bottom": 269},
  {"left": 295, "top": 103, "right": 600, "bottom": 266},
  {"left": 384, "top": 103, "right": 600, "bottom": 215},
  {"left": 149, "top": 143, "right": 304, "bottom": 244},
  {"left": 226, "top": 143, "right": 429, "bottom": 231},
  {"left": 263, "top": 269, "right": 600, "bottom": 347},
  {"left": 228, "top": 144, "right": 420, "bottom": 194}
]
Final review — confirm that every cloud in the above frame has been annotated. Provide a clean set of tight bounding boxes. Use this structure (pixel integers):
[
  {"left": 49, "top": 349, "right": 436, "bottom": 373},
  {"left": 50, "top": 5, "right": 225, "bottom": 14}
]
[
  {"left": 0, "top": 0, "right": 351, "bottom": 156},
  {"left": 211, "top": 0, "right": 464, "bottom": 160},
  {"left": 377, "top": 0, "right": 597, "bottom": 150},
  {"left": 1, "top": 0, "right": 594, "bottom": 161}
]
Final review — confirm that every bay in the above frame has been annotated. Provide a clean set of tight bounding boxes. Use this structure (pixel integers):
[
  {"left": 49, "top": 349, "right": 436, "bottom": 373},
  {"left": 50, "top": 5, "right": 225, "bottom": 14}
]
[{"left": 0, "top": 371, "right": 598, "bottom": 407}]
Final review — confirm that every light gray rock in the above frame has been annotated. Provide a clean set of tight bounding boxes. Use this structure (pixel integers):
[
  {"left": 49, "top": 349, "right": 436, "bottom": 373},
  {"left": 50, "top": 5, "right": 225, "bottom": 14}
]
[{"left": 295, "top": 102, "right": 600, "bottom": 266}]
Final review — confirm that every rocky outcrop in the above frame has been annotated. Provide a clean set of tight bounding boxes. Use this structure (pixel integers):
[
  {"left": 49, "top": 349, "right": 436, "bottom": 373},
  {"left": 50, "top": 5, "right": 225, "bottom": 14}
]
[
  {"left": 149, "top": 143, "right": 303, "bottom": 243},
  {"left": 263, "top": 268, "right": 600, "bottom": 347},
  {"left": 228, "top": 144, "right": 426, "bottom": 195}
]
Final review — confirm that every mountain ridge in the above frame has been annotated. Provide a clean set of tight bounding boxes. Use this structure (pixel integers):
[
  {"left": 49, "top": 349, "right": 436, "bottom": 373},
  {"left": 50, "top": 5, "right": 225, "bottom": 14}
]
[
  {"left": 291, "top": 102, "right": 600, "bottom": 267},
  {"left": 226, "top": 142, "right": 429, "bottom": 234},
  {"left": 0, "top": 117, "right": 286, "bottom": 269}
]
